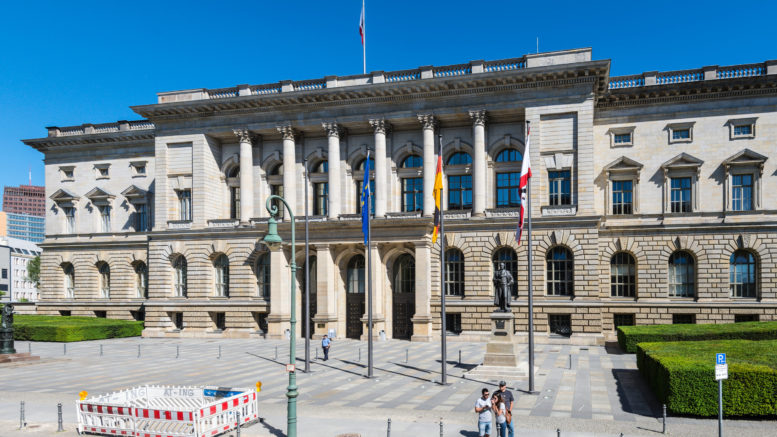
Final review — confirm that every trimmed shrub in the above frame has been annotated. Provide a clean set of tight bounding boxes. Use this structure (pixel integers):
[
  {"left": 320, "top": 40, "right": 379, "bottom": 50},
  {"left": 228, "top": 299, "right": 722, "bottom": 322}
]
[
  {"left": 13, "top": 315, "right": 143, "bottom": 342},
  {"left": 637, "top": 340, "right": 777, "bottom": 417},
  {"left": 617, "top": 321, "right": 777, "bottom": 353}
]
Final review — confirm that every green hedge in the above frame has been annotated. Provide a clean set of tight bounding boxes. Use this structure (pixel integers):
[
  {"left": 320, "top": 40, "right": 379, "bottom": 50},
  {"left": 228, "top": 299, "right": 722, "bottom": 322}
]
[
  {"left": 637, "top": 339, "right": 777, "bottom": 417},
  {"left": 617, "top": 321, "right": 777, "bottom": 353},
  {"left": 13, "top": 315, "right": 143, "bottom": 342}
]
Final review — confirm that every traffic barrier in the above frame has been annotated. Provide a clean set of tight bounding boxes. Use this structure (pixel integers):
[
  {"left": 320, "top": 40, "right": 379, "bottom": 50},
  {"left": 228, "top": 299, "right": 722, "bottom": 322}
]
[{"left": 76, "top": 385, "right": 258, "bottom": 437}]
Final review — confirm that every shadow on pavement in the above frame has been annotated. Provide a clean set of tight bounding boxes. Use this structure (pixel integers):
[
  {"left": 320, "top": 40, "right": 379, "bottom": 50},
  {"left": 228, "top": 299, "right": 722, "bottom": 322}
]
[
  {"left": 434, "top": 358, "right": 479, "bottom": 371},
  {"left": 605, "top": 342, "right": 627, "bottom": 355},
  {"left": 611, "top": 368, "right": 660, "bottom": 418},
  {"left": 459, "top": 431, "right": 479, "bottom": 436},
  {"left": 256, "top": 418, "right": 285, "bottom": 437}
]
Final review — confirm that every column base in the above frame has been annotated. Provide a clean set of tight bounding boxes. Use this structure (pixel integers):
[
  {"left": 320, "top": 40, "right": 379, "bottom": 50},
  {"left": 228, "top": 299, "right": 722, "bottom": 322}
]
[
  {"left": 312, "top": 314, "right": 338, "bottom": 338},
  {"left": 471, "top": 211, "right": 486, "bottom": 218},
  {"left": 360, "top": 315, "right": 386, "bottom": 341},
  {"left": 410, "top": 315, "right": 433, "bottom": 342},
  {"left": 266, "top": 314, "right": 290, "bottom": 339}
]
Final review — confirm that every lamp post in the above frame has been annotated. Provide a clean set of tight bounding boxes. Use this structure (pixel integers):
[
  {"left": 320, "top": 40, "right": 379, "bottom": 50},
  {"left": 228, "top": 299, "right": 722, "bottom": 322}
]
[{"left": 262, "top": 195, "right": 298, "bottom": 437}]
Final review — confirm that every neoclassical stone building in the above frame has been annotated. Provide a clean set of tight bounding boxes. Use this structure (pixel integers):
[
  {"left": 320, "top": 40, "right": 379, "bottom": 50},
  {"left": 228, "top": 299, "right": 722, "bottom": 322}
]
[{"left": 24, "top": 48, "right": 777, "bottom": 343}]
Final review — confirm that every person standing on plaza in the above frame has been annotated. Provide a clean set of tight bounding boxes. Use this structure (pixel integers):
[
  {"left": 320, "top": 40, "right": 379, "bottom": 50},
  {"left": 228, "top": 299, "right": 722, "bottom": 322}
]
[
  {"left": 492, "top": 392, "right": 507, "bottom": 437},
  {"left": 474, "top": 387, "right": 493, "bottom": 437},
  {"left": 321, "top": 334, "right": 331, "bottom": 361},
  {"left": 497, "top": 381, "right": 515, "bottom": 437}
]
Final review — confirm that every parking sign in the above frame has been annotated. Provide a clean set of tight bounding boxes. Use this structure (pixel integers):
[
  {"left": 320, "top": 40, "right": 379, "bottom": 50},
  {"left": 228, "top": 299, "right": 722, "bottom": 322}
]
[{"left": 716, "top": 353, "right": 726, "bottom": 365}]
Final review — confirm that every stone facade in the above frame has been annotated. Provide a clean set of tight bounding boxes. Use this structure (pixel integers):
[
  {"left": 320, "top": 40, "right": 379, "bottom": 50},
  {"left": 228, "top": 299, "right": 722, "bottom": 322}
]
[{"left": 23, "top": 48, "right": 777, "bottom": 343}]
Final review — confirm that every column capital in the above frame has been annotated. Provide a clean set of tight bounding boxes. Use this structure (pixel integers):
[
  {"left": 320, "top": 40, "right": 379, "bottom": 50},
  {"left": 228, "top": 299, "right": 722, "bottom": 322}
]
[
  {"left": 276, "top": 123, "right": 297, "bottom": 141},
  {"left": 369, "top": 118, "right": 391, "bottom": 135},
  {"left": 322, "top": 122, "right": 345, "bottom": 138},
  {"left": 468, "top": 109, "right": 487, "bottom": 126},
  {"left": 417, "top": 114, "right": 438, "bottom": 131},
  {"left": 233, "top": 128, "right": 258, "bottom": 144}
]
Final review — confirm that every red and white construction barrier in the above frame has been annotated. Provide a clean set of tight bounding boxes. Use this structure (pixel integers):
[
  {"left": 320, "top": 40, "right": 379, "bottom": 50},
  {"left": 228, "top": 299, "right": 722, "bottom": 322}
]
[{"left": 77, "top": 386, "right": 259, "bottom": 437}]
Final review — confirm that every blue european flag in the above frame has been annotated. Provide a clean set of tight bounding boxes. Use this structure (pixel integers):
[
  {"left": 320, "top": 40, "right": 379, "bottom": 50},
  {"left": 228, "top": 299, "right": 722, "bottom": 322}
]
[{"left": 360, "top": 152, "right": 371, "bottom": 245}]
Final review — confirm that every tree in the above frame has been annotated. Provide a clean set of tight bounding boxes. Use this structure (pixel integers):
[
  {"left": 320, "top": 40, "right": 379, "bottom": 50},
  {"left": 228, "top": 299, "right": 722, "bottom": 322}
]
[{"left": 27, "top": 256, "right": 40, "bottom": 288}]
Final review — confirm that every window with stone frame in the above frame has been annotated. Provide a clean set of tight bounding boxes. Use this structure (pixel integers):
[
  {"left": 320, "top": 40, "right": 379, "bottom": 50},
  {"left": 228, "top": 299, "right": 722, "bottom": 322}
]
[
  {"left": 610, "top": 252, "right": 636, "bottom": 298},
  {"left": 63, "top": 206, "right": 76, "bottom": 234},
  {"left": 63, "top": 263, "right": 75, "bottom": 298},
  {"left": 492, "top": 247, "right": 518, "bottom": 297},
  {"left": 670, "top": 177, "right": 692, "bottom": 213},
  {"left": 731, "top": 174, "right": 753, "bottom": 211},
  {"left": 134, "top": 262, "right": 148, "bottom": 298},
  {"left": 608, "top": 126, "right": 635, "bottom": 148},
  {"left": 309, "top": 160, "right": 329, "bottom": 216},
  {"left": 214, "top": 254, "right": 230, "bottom": 297},
  {"left": 446, "top": 152, "right": 472, "bottom": 210},
  {"left": 97, "top": 262, "right": 110, "bottom": 298},
  {"left": 444, "top": 248, "right": 465, "bottom": 297},
  {"left": 445, "top": 313, "right": 462, "bottom": 335},
  {"left": 611, "top": 180, "right": 633, "bottom": 215},
  {"left": 177, "top": 190, "right": 192, "bottom": 221},
  {"left": 546, "top": 247, "right": 574, "bottom": 296},
  {"left": 494, "top": 148, "right": 522, "bottom": 208},
  {"left": 255, "top": 253, "right": 271, "bottom": 299},
  {"left": 667, "top": 122, "right": 694, "bottom": 144},
  {"left": 268, "top": 163, "right": 284, "bottom": 219},
  {"left": 728, "top": 118, "right": 757, "bottom": 140},
  {"left": 226, "top": 166, "right": 241, "bottom": 220},
  {"left": 394, "top": 254, "right": 415, "bottom": 294},
  {"left": 723, "top": 149, "right": 766, "bottom": 213},
  {"left": 399, "top": 155, "right": 423, "bottom": 212},
  {"left": 135, "top": 203, "right": 148, "bottom": 232},
  {"left": 661, "top": 153, "right": 702, "bottom": 214},
  {"left": 730, "top": 250, "right": 757, "bottom": 298},
  {"left": 549, "top": 314, "right": 572, "bottom": 337},
  {"left": 347, "top": 255, "right": 365, "bottom": 294},
  {"left": 99, "top": 205, "right": 111, "bottom": 232},
  {"left": 173, "top": 255, "right": 188, "bottom": 297},
  {"left": 668, "top": 251, "right": 695, "bottom": 298},
  {"left": 548, "top": 170, "right": 571, "bottom": 206}
]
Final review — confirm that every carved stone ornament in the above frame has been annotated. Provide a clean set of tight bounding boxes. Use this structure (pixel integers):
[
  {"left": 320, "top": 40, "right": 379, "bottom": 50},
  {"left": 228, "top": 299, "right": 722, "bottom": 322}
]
[
  {"left": 369, "top": 118, "right": 391, "bottom": 135},
  {"left": 468, "top": 109, "right": 487, "bottom": 126},
  {"left": 417, "top": 114, "right": 438, "bottom": 130},
  {"left": 322, "top": 122, "right": 345, "bottom": 138},
  {"left": 232, "top": 128, "right": 256, "bottom": 144},
  {"left": 276, "top": 124, "right": 296, "bottom": 141}
]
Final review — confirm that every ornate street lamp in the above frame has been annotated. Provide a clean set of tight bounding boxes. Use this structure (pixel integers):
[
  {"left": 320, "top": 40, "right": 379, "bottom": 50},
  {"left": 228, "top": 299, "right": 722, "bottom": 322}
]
[{"left": 261, "top": 195, "right": 298, "bottom": 437}]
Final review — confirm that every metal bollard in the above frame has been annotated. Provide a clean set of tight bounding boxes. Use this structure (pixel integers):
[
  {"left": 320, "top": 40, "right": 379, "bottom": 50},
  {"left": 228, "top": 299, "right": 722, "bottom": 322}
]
[
  {"left": 439, "top": 418, "right": 443, "bottom": 437},
  {"left": 405, "top": 348, "right": 408, "bottom": 364},
  {"left": 19, "top": 401, "right": 25, "bottom": 429},
  {"left": 137, "top": 344, "right": 141, "bottom": 358},
  {"left": 458, "top": 349, "right": 462, "bottom": 365},
  {"left": 236, "top": 410, "right": 241, "bottom": 437},
  {"left": 100, "top": 344, "right": 103, "bottom": 356},
  {"left": 316, "top": 347, "right": 319, "bottom": 360},
  {"left": 557, "top": 428, "right": 561, "bottom": 437},
  {"left": 386, "top": 418, "right": 391, "bottom": 437},
  {"left": 218, "top": 345, "right": 221, "bottom": 359},
  {"left": 569, "top": 354, "right": 572, "bottom": 370},
  {"left": 28, "top": 342, "right": 31, "bottom": 354},
  {"left": 359, "top": 348, "right": 361, "bottom": 362},
  {"left": 176, "top": 345, "right": 180, "bottom": 359},
  {"left": 275, "top": 346, "right": 278, "bottom": 360},
  {"left": 662, "top": 403, "right": 667, "bottom": 434},
  {"left": 63, "top": 343, "right": 66, "bottom": 355},
  {"left": 57, "top": 403, "right": 64, "bottom": 432}
]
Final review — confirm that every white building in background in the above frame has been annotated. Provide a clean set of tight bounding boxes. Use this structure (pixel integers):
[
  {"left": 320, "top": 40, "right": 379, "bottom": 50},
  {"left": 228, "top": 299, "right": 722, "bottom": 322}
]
[{"left": 0, "top": 236, "right": 42, "bottom": 302}]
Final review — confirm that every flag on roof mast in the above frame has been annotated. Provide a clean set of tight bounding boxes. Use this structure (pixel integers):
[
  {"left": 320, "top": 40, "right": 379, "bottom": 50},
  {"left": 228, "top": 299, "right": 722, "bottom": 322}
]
[
  {"left": 517, "top": 122, "right": 532, "bottom": 243},
  {"left": 359, "top": 0, "right": 366, "bottom": 74},
  {"left": 360, "top": 150, "right": 371, "bottom": 245},
  {"left": 431, "top": 152, "right": 443, "bottom": 243}
]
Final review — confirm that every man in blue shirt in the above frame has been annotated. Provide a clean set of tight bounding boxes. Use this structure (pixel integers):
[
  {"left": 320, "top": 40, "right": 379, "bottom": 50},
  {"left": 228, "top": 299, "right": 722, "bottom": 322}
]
[{"left": 321, "top": 335, "right": 331, "bottom": 361}]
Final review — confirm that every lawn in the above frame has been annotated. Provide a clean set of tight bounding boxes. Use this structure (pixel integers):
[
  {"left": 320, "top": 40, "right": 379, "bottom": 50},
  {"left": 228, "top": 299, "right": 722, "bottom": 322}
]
[{"left": 13, "top": 314, "right": 144, "bottom": 342}]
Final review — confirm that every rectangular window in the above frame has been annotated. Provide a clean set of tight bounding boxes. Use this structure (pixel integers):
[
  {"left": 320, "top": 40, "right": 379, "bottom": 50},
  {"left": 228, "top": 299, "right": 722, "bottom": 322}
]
[
  {"left": 548, "top": 170, "right": 571, "bottom": 206},
  {"left": 63, "top": 207, "right": 76, "bottom": 233},
  {"left": 447, "top": 175, "right": 472, "bottom": 210},
  {"left": 213, "top": 312, "right": 226, "bottom": 331},
  {"left": 548, "top": 314, "right": 572, "bottom": 337},
  {"left": 177, "top": 190, "right": 192, "bottom": 221},
  {"left": 733, "top": 125, "right": 752, "bottom": 137},
  {"left": 613, "top": 314, "right": 635, "bottom": 330},
  {"left": 614, "top": 133, "right": 631, "bottom": 144},
  {"left": 100, "top": 206, "right": 111, "bottom": 232},
  {"left": 230, "top": 187, "right": 241, "bottom": 219},
  {"left": 1, "top": 269, "right": 6, "bottom": 279},
  {"left": 612, "top": 180, "right": 633, "bottom": 215},
  {"left": 314, "top": 182, "right": 328, "bottom": 216},
  {"left": 734, "top": 314, "right": 759, "bottom": 323},
  {"left": 401, "top": 177, "right": 423, "bottom": 212},
  {"left": 445, "top": 313, "right": 462, "bottom": 335},
  {"left": 670, "top": 177, "right": 692, "bottom": 213},
  {"left": 135, "top": 204, "right": 147, "bottom": 231},
  {"left": 173, "top": 312, "right": 184, "bottom": 330},
  {"left": 731, "top": 174, "right": 753, "bottom": 211},
  {"left": 672, "top": 129, "right": 690, "bottom": 140},
  {"left": 672, "top": 314, "right": 696, "bottom": 325},
  {"left": 495, "top": 172, "right": 520, "bottom": 208},
  {"left": 94, "top": 311, "right": 107, "bottom": 318}
]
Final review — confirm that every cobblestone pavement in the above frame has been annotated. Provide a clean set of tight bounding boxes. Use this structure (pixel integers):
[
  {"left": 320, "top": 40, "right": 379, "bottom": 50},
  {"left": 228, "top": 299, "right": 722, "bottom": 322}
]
[{"left": 0, "top": 337, "right": 773, "bottom": 436}]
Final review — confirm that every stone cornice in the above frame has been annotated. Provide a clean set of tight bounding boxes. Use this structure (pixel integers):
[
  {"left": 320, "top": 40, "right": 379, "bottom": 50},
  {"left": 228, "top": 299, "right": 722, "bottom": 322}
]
[{"left": 23, "top": 131, "right": 154, "bottom": 152}]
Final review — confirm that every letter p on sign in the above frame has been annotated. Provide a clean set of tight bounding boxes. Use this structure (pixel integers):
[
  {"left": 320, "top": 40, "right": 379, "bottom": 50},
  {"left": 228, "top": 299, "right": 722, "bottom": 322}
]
[{"left": 716, "top": 353, "right": 726, "bottom": 365}]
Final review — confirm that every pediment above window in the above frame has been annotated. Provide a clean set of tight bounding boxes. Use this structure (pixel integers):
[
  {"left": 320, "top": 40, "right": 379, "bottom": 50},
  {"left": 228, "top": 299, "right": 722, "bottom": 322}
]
[
  {"left": 50, "top": 188, "right": 80, "bottom": 204},
  {"left": 661, "top": 152, "right": 703, "bottom": 173},
  {"left": 121, "top": 185, "right": 150, "bottom": 202},
  {"left": 723, "top": 148, "right": 767, "bottom": 172},
  {"left": 604, "top": 156, "right": 643, "bottom": 175},
  {"left": 85, "top": 187, "right": 115, "bottom": 205}
]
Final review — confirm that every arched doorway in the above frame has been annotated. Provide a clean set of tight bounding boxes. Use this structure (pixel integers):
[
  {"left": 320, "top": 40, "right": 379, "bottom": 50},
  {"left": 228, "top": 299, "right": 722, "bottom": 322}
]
[
  {"left": 392, "top": 254, "right": 415, "bottom": 340},
  {"left": 300, "top": 256, "right": 317, "bottom": 338},
  {"left": 346, "top": 255, "right": 365, "bottom": 339}
]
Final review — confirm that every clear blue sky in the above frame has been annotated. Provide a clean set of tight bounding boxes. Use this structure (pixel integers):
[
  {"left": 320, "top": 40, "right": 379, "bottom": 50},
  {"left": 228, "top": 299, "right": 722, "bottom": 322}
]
[{"left": 1, "top": 0, "right": 776, "bottom": 201}]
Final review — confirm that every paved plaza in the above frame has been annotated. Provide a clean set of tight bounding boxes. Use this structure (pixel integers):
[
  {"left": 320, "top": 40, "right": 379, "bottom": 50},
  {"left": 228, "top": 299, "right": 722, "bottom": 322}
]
[{"left": 0, "top": 337, "right": 774, "bottom": 436}]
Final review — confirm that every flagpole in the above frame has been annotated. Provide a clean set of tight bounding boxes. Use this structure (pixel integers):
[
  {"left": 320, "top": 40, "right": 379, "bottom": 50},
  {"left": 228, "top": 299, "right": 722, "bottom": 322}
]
[
  {"left": 367, "top": 150, "right": 374, "bottom": 378},
  {"left": 304, "top": 158, "right": 311, "bottom": 373},
  {"left": 527, "top": 121, "right": 537, "bottom": 394},
  {"left": 362, "top": 0, "right": 366, "bottom": 74},
  {"left": 438, "top": 133, "right": 448, "bottom": 386}
]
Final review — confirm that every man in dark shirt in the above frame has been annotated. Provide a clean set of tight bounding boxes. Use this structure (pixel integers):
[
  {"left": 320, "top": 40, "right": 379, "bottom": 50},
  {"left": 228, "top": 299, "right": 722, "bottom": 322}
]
[{"left": 497, "top": 381, "right": 514, "bottom": 437}]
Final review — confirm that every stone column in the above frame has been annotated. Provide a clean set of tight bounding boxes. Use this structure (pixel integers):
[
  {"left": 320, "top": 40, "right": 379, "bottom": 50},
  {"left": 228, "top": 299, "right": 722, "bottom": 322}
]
[
  {"left": 411, "top": 241, "right": 432, "bottom": 342},
  {"left": 469, "top": 110, "right": 487, "bottom": 216},
  {"left": 277, "top": 124, "right": 297, "bottom": 217},
  {"left": 312, "top": 244, "right": 338, "bottom": 337},
  {"left": 369, "top": 119, "right": 390, "bottom": 217},
  {"left": 233, "top": 129, "right": 255, "bottom": 223},
  {"left": 418, "top": 114, "right": 437, "bottom": 217},
  {"left": 361, "top": 242, "right": 386, "bottom": 340},
  {"left": 266, "top": 246, "right": 291, "bottom": 339},
  {"left": 322, "top": 122, "right": 343, "bottom": 219}
]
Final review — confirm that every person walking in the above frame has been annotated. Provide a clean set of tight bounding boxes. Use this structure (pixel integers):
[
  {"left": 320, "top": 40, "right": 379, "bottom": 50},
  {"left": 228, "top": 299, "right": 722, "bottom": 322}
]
[
  {"left": 474, "top": 388, "right": 492, "bottom": 437},
  {"left": 497, "top": 381, "right": 515, "bottom": 437},
  {"left": 321, "top": 334, "right": 331, "bottom": 361},
  {"left": 492, "top": 392, "right": 507, "bottom": 437}
]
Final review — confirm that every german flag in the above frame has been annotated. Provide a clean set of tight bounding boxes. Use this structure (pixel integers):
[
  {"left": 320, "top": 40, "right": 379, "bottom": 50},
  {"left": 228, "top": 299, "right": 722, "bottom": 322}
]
[{"left": 431, "top": 153, "right": 443, "bottom": 243}]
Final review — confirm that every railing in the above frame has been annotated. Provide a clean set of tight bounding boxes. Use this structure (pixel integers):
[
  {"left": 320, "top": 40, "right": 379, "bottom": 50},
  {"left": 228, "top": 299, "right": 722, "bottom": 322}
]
[
  {"left": 93, "top": 123, "right": 116, "bottom": 134},
  {"left": 484, "top": 57, "right": 526, "bottom": 72},
  {"left": 717, "top": 63, "right": 765, "bottom": 79},
  {"left": 251, "top": 83, "right": 282, "bottom": 95},
  {"left": 293, "top": 79, "right": 326, "bottom": 91},
  {"left": 59, "top": 126, "right": 86, "bottom": 136},
  {"left": 434, "top": 63, "right": 471, "bottom": 78},
  {"left": 608, "top": 74, "right": 645, "bottom": 89},
  {"left": 207, "top": 87, "right": 239, "bottom": 99},
  {"left": 656, "top": 69, "right": 703, "bottom": 85},
  {"left": 385, "top": 69, "right": 421, "bottom": 83},
  {"left": 129, "top": 120, "right": 155, "bottom": 130}
]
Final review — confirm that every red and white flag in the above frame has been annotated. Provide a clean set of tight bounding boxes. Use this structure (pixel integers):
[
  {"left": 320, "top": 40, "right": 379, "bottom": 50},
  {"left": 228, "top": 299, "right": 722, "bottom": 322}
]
[
  {"left": 517, "top": 122, "right": 532, "bottom": 243},
  {"left": 359, "top": 0, "right": 365, "bottom": 45}
]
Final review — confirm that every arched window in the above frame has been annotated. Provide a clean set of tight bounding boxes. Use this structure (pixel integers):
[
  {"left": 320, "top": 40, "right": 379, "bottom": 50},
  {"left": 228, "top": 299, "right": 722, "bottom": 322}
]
[
  {"left": 730, "top": 250, "right": 757, "bottom": 298},
  {"left": 495, "top": 148, "right": 522, "bottom": 208},
  {"left": 354, "top": 158, "right": 375, "bottom": 215},
  {"left": 400, "top": 155, "right": 423, "bottom": 212},
  {"left": 546, "top": 247, "right": 573, "bottom": 296},
  {"left": 447, "top": 152, "right": 472, "bottom": 210},
  {"left": 134, "top": 262, "right": 148, "bottom": 298},
  {"left": 63, "top": 263, "right": 75, "bottom": 298},
  {"left": 668, "top": 251, "right": 694, "bottom": 297},
  {"left": 270, "top": 164, "right": 283, "bottom": 175},
  {"left": 310, "top": 161, "right": 328, "bottom": 216},
  {"left": 227, "top": 166, "right": 240, "bottom": 220},
  {"left": 214, "top": 254, "right": 229, "bottom": 297},
  {"left": 268, "top": 164, "right": 283, "bottom": 219},
  {"left": 610, "top": 252, "right": 636, "bottom": 297},
  {"left": 347, "top": 255, "right": 365, "bottom": 294},
  {"left": 256, "top": 253, "right": 270, "bottom": 299},
  {"left": 492, "top": 248, "right": 518, "bottom": 297},
  {"left": 173, "top": 255, "right": 188, "bottom": 297},
  {"left": 98, "top": 262, "right": 110, "bottom": 298},
  {"left": 394, "top": 254, "right": 415, "bottom": 294},
  {"left": 314, "top": 161, "right": 328, "bottom": 173},
  {"left": 445, "top": 249, "right": 464, "bottom": 296},
  {"left": 357, "top": 157, "right": 374, "bottom": 171}
]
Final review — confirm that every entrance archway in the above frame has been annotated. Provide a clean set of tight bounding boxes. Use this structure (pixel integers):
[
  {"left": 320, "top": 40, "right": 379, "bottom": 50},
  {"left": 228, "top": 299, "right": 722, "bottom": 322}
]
[
  {"left": 345, "top": 255, "right": 365, "bottom": 339},
  {"left": 392, "top": 254, "right": 415, "bottom": 340}
]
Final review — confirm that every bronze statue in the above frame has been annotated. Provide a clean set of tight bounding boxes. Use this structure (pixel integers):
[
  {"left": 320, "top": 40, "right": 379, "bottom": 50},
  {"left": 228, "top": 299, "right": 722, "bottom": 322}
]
[
  {"left": 493, "top": 263, "right": 514, "bottom": 312},
  {"left": 1, "top": 304, "right": 13, "bottom": 329}
]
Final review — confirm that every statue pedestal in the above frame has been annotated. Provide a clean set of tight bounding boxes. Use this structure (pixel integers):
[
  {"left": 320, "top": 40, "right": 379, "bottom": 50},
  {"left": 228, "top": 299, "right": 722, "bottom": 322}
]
[
  {"left": 483, "top": 311, "right": 520, "bottom": 367},
  {"left": 0, "top": 327, "right": 15, "bottom": 355}
]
